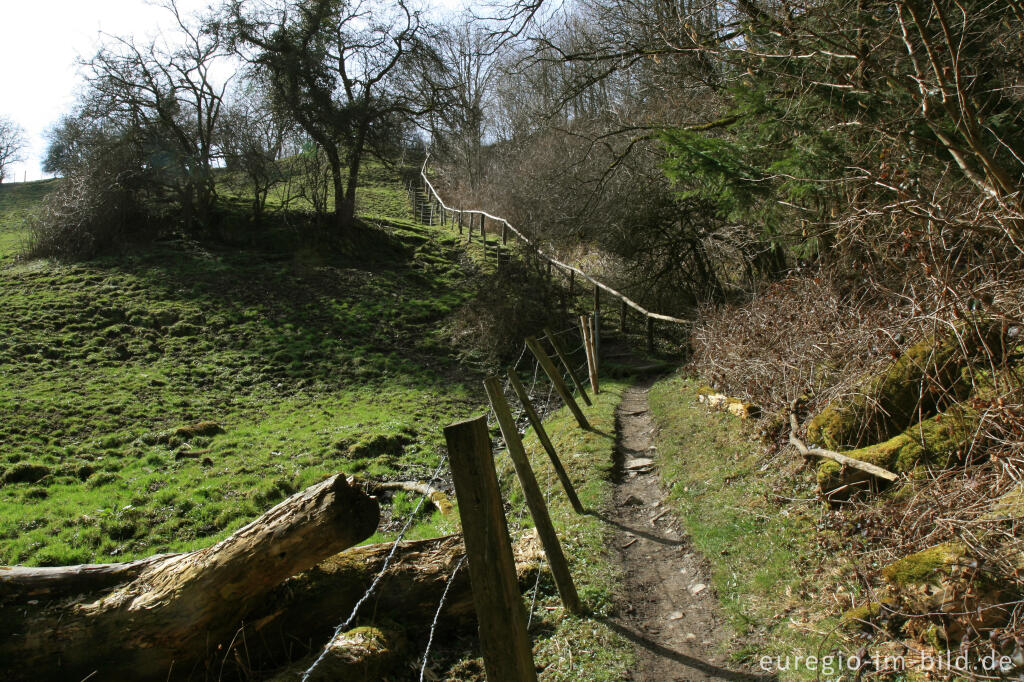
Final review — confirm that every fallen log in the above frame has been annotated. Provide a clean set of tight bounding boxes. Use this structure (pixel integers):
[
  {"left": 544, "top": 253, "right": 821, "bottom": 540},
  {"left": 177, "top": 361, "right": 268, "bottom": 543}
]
[
  {"left": 789, "top": 403, "right": 900, "bottom": 488},
  {"left": 0, "top": 473, "right": 380, "bottom": 681}
]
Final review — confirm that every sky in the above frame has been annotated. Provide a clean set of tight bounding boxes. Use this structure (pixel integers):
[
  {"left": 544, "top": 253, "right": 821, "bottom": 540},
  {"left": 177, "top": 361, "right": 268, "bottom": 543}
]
[{"left": 0, "top": 0, "right": 216, "bottom": 182}]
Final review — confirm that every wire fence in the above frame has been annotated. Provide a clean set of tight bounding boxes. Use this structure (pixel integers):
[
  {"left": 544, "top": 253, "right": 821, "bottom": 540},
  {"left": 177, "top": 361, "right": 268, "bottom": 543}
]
[{"left": 300, "top": 320, "right": 593, "bottom": 680}]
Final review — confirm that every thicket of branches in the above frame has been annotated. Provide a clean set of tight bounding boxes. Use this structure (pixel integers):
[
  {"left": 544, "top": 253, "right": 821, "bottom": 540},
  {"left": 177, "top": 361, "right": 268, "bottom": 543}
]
[{"left": 420, "top": 0, "right": 1024, "bottom": 669}]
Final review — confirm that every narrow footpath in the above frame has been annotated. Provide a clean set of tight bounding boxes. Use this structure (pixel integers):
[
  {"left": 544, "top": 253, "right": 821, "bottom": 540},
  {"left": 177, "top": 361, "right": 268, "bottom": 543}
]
[{"left": 604, "top": 379, "right": 769, "bottom": 681}]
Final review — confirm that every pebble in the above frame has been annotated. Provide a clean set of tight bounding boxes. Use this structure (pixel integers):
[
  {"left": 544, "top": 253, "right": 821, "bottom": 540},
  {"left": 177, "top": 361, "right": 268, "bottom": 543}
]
[
  {"left": 668, "top": 611, "right": 684, "bottom": 621},
  {"left": 690, "top": 583, "right": 707, "bottom": 595}
]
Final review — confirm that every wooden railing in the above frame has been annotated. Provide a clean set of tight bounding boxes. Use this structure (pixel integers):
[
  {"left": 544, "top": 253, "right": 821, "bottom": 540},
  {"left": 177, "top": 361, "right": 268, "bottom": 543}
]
[{"left": 418, "top": 156, "right": 688, "bottom": 351}]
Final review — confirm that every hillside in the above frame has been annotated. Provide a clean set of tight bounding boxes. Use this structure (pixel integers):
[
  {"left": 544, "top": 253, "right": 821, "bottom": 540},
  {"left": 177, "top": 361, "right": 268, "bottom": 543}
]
[{"left": 0, "top": 169, "right": 483, "bottom": 567}]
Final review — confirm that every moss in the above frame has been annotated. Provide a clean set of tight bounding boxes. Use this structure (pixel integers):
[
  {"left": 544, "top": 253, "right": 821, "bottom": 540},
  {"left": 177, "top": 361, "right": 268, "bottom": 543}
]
[
  {"left": 988, "top": 484, "right": 1024, "bottom": 519},
  {"left": 817, "top": 406, "right": 978, "bottom": 491},
  {"left": 807, "top": 332, "right": 981, "bottom": 450},
  {"left": 882, "top": 543, "right": 965, "bottom": 587},
  {"left": 840, "top": 601, "right": 885, "bottom": 632},
  {"left": 1, "top": 462, "right": 51, "bottom": 485},
  {"left": 173, "top": 421, "right": 225, "bottom": 439}
]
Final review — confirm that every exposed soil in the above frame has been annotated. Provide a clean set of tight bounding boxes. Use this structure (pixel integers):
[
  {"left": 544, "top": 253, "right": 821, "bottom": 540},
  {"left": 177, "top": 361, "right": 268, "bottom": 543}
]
[{"left": 604, "top": 378, "right": 770, "bottom": 681}]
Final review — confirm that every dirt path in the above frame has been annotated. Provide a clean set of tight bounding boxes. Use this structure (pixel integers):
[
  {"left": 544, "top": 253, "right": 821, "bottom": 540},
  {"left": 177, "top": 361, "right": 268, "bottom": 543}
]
[{"left": 603, "top": 379, "right": 768, "bottom": 681}]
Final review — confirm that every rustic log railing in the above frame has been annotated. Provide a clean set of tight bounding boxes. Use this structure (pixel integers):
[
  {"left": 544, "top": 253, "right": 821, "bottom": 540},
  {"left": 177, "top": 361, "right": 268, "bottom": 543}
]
[{"left": 417, "top": 155, "right": 688, "bottom": 351}]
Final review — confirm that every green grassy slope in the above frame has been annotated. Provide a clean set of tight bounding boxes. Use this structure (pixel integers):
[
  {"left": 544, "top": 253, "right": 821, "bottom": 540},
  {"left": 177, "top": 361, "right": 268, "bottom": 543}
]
[
  {"left": 0, "top": 168, "right": 485, "bottom": 566},
  {"left": 0, "top": 180, "right": 57, "bottom": 263}
]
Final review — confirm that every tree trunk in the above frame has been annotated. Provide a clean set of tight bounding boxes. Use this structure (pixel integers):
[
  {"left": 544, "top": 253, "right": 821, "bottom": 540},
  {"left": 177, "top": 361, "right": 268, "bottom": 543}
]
[
  {"left": 0, "top": 474, "right": 379, "bottom": 681},
  {"left": 337, "top": 127, "right": 367, "bottom": 232}
]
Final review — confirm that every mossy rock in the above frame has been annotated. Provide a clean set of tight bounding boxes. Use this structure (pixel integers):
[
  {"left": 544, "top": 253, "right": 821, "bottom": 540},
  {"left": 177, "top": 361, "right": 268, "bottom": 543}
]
[
  {"left": 881, "top": 543, "right": 1010, "bottom": 645},
  {"left": 817, "top": 406, "right": 978, "bottom": 492},
  {"left": 807, "top": 330, "right": 990, "bottom": 450},
  {"left": 882, "top": 543, "right": 966, "bottom": 587}
]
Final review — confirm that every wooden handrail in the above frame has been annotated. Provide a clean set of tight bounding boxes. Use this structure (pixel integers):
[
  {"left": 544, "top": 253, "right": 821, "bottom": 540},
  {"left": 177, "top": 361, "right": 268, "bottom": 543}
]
[{"left": 420, "top": 156, "right": 688, "bottom": 326}]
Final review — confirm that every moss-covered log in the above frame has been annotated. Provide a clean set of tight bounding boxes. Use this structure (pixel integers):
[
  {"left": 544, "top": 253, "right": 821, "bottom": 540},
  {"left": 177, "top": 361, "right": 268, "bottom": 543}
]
[
  {"left": 0, "top": 474, "right": 380, "bottom": 681},
  {"left": 807, "top": 328, "right": 997, "bottom": 450},
  {"left": 817, "top": 406, "right": 980, "bottom": 493}
]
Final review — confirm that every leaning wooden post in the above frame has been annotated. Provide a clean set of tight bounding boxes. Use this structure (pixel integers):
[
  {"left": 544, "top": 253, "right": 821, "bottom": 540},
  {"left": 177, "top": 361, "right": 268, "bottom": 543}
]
[
  {"left": 647, "top": 317, "right": 655, "bottom": 352},
  {"left": 543, "top": 327, "right": 592, "bottom": 407},
  {"left": 507, "top": 371, "right": 585, "bottom": 514},
  {"left": 620, "top": 299, "right": 628, "bottom": 333},
  {"left": 580, "top": 316, "right": 600, "bottom": 395},
  {"left": 525, "top": 337, "right": 591, "bottom": 430},
  {"left": 444, "top": 416, "right": 538, "bottom": 682},
  {"left": 484, "top": 378, "right": 582, "bottom": 614}
]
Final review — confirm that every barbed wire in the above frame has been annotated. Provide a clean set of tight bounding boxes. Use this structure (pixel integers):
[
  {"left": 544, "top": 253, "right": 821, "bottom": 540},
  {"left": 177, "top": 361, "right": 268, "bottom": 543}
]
[
  {"left": 418, "top": 554, "right": 467, "bottom": 682},
  {"left": 301, "top": 454, "right": 451, "bottom": 682}
]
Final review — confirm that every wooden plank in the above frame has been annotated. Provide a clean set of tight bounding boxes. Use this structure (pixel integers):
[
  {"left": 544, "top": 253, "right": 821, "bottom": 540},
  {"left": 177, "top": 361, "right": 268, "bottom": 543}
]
[
  {"left": 484, "top": 378, "right": 582, "bottom": 614},
  {"left": 444, "top": 416, "right": 538, "bottom": 682},
  {"left": 525, "top": 336, "right": 591, "bottom": 430},
  {"left": 507, "top": 371, "right": 585, "bottom": 513},
  {"left": 580, "top": 316, "right": 600, "bottom": 395},
  {"left": 543, "top": 327, "right": 592, "bottom": 407}
]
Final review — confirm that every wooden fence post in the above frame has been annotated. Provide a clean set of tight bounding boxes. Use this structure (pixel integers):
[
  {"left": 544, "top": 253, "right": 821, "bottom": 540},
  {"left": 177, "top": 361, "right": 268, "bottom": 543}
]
[
  {"left": 458, "top": 211, "right": 463, "bottom": 235},
  {"left": 592, "top": 286, "right": 600, "bottom": 359},
  {"left": 647, "top": 317, "right": 655, "bottom": 352},
  {"left": 507, "top": 371, "right": 585, "bottom": 514},
  {"left": 620, "top": 299, "right": 627, "bottom": 333},
  {"left": 484, "top": 378, "right": 582, "bottom": 614},
  {"left": 525, "top": 337, "right": 591, "bottom": 430},
  {"left": 467, "top": 214, "right": 474, "bottom": 242},
  {"left": 502, "top": 222, "right": 508, "bottom": 244},
  {"left": 543, "top": 327, "right": 592, "bottom": 407},
  {"left": 444, "top": 416, "right": 538, "bottom": 682},
  {"left": 580, "top": 316, "right": 600, "bottom": 395}
]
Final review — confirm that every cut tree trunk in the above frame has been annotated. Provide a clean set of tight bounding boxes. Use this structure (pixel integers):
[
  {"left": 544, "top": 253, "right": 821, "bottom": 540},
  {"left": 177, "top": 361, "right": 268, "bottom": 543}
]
[{"left": 0, "top": 474, "right": 379, "bottom": 681}]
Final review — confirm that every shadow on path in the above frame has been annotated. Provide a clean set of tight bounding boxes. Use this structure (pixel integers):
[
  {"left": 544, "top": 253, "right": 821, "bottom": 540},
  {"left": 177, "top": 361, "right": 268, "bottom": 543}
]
[
  {"left": 584, "top": 508, "right": 686, "bottom": 546},
  {"left": 598, "top": 617, "right": 778, "bottom": 681}
]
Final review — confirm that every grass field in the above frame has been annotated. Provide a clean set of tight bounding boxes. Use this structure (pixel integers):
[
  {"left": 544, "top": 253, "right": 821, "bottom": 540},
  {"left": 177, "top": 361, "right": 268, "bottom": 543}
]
[{"left": 0, "top": 169, "right": 489, "bottom": 566}]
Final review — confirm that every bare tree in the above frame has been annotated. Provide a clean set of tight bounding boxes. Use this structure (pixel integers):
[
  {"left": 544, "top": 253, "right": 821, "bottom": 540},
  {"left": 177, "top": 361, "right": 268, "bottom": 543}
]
[
  {"left": 217, "top": 80, "right": 292, "bottom": 219},
  {"left": 419, "top": 15, "right": 501, "bottom": 192},
  {"left": 226, "top": 0, "right": 438, "bottom": 232},
  {"left": 0, "top": 116, "right": 27, "bottom": 183},
  {"left": 82, "top": 0, "right": 229, "bottom": 230}
]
